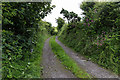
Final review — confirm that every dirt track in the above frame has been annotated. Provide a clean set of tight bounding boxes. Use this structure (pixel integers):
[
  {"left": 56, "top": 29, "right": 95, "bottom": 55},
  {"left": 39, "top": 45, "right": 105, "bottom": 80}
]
[
  {"left": 42, "top": 37, "right": 75, "bottom": 78},
  {"left": 41, "top": 36, "right": 119, "bottom": 79},
  {"left": 56, "top": 36, "right": 118, "bottom": 78}
]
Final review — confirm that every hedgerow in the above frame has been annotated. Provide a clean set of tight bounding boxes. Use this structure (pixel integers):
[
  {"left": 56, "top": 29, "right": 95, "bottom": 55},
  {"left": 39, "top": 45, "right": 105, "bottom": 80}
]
[
  {"left": 2, "top": 2, "right": 55, "bottom": 78},
  {"left": 59, "top": 2, "right": 120, "bottom": 75}
]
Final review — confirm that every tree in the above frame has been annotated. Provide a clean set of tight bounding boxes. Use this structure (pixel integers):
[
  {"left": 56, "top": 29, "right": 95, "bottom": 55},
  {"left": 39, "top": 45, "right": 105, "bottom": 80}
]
[
  {"left": 80, "top": 2, "right": 95, "bottom": 16},
  {"left": 60, "top": 8, "right": 81, "bottom": 23},
  {"left": 56, "top": 17, "right": 65, "bottom": 32},
  {"left": 2, "top": 2, "right": 55, "bottom": 36}
]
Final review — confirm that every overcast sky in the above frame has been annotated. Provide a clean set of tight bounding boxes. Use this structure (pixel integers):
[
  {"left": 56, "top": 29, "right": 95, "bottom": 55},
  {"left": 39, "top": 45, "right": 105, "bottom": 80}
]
[{"left": 43, "top": 0, "right": 84, "bottom": 27}]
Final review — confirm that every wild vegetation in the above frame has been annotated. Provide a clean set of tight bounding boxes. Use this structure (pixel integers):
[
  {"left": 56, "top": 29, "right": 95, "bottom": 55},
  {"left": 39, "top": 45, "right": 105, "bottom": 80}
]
[
  {"left": 2, "top": 2, "right": 55, "bottom": 78},
  {"left": 1, "top": 1, "right": 120, "bottom": 79},
  {"left": 56, "top": 17, "right": 65, "bottom": 32},
  {"left": 58, "top": 2, "right": 120, "bottom": 75}
]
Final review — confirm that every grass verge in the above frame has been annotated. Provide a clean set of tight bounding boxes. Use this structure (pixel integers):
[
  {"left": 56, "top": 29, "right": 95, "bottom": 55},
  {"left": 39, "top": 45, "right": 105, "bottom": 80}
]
[{"left": 49, "top": 36, "right": 92, "bottom": 78}]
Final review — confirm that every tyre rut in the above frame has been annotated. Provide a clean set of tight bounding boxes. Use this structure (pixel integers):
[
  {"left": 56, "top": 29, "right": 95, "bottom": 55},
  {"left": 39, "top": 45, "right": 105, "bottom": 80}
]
[{"left": 42, "top": 37, "right": 75, "bottom": 78}]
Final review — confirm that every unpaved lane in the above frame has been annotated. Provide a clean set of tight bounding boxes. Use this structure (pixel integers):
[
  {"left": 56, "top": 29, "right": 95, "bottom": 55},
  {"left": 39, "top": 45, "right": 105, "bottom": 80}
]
[
  {"left": 42, "top": 37, "right": 75, "bottom": 78},
  {"left": 56, "top": 36, "right": 118, "bottom": 78}
]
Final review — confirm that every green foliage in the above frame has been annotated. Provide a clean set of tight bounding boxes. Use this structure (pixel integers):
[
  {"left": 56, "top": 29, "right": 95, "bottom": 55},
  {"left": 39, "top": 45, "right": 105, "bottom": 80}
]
[
  {"left": 2, "top": 24, "right": 50, "bottom": 78},
  {"left": 56, "top": 17, "right": 65, "bottom": 32},
  {"left": 2, "top": 2, "right": 54, "bottom": 78},
  {"left": 2, "top": 30, "right": 27, "bottom": 78},
  {"left": 24, "top": 26, "right": 49, "bottom": 78},
  {"left": 59, "top": 2, "right": 120, "bottom": 75},
  {"left": 2, "top": 2, "right": 54, "bottom": 36},
  {"left": 80, "top": 2, "right": 95, "bottom": 16},
  {"left": 50, "top": 27, "right": 58, "bottom": 35},
  {"left": 50, "top": 36, "right": 92, "bottom": 78},
  {"left": 38, "top": 21, "right": 55, "bottom": 35},
  {"left": 60, "top": 9, "right": 81, "bottom": 30},
  {"left": 81, "top": 2, "right": 120, "bottom": 33},
  {"left": 59, "top": 26, "right": 120, "bottom": 74},
  {"left": 60, "top": 8, "right": 81, "bottom": 23},
  {"left": 58, "top": 23, "right": 68, "bottom": 36}
]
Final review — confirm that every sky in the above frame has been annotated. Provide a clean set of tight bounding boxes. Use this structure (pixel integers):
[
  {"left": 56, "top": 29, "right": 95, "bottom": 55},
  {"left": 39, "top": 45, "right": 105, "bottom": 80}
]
[{"left": 43, "top": 0, "right": 84, "bottom": 27}]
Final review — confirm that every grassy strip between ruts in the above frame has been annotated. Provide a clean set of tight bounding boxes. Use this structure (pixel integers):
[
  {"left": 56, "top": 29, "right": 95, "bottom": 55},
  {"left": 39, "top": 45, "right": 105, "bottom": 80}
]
[{"left": 49, "top": 36, "right": 92, "bottom": 78}]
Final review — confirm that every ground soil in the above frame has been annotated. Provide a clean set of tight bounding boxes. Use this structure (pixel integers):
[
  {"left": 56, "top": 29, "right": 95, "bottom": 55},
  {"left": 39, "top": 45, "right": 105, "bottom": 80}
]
[{"left": 41, "top": 37, "right": 75, "bottom": 78}]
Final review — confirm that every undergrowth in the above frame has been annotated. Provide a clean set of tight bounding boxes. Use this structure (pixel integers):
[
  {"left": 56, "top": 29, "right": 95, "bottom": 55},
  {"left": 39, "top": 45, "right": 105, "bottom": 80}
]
[
  {"left": 25, "top": 30, "right": 49, "bottom": 78},
  {"left": 58, "top": 2, "right": 120, "bottom": 75},
  {"left": 2, "top": 26, "right": 49, "bottom": 78},
  {"left": 58, "top": 26, "right": 120, "bottom": 75}
]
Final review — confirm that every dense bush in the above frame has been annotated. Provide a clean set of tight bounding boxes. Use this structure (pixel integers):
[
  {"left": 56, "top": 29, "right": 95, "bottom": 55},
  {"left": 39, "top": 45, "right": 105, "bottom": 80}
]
[
  {"left": 59, "top": 2, "right": 120, "bottom": 75},
  {"left": 2, "top": 30, "right": 28, "bottom": 78},
  {"left": 2, "top": 2, "right": 54, "bottom": 78},
  {"left": 2, "top": 22, "right": 50, "bottom": 78}
]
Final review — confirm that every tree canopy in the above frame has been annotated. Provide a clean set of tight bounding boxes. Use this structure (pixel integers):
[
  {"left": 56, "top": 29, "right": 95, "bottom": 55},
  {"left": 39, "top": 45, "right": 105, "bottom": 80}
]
[
  {"left": 56, "top": 17, "right": 65, "bottom": 32},
  {"left": 60, "top": 8, "right": 81, "bottom": 23}
]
